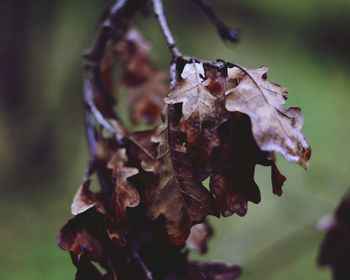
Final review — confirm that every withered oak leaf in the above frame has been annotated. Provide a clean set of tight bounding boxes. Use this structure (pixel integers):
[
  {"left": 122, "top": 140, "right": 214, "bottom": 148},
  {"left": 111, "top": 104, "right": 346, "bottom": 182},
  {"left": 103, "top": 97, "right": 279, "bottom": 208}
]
[
  {"left": 165, "top": 62, "right": 232, "bottom": 178},
  {"left": 107, "top": 148, "right": 140, "bottom": 227},
  {"left": 165, "top": 62, "right": 229, "bottom": 152},
  {"left": 58, "top": 210, "right": 107, "bottom": 263},
  {"left": 144, "top": 106, "right": 218, "bottom": 246},
  {"left": 165, "top": 62, "right": 217, "bottom": 122},
  {"left": 210, "top": 114, "right": 286, "bottom": 217},
  {"left": 225, "top": 66, "right": 311, "bottom": 168},
  {"left": 71, "top": 180, "right": 103, "bottom": 216},
  {"left": 59, "top": 210, "right": 149, "bottom": 280}
]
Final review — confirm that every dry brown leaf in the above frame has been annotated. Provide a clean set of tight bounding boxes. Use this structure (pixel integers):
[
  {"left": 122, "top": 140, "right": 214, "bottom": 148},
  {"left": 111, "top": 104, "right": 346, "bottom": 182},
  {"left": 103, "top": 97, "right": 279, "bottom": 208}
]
[
  {"left": 271, "top": 156, "right": 286, "bottom": 196},
  {"left": 59, "top": 209, "right": 146, "bottom": 279},
  {"left": 128, "top": 129, "right": 158, "bottom": 172},
  {"left": 165, "top": 63, "right": 230, "bottom": 178},
  {"left": 165, "top": 62, "right": 228, "bottom": 147},
  {"left": 71, "top": 179, "right": 107, "bottom": 216},
  {"left": 58, "top": 210, "right": 106, "bottom": 262},
  {"left": 165, "top": 62, "right": 216, "bottom": 121},
  {"left": 71, "top": 180, "right": 100, "bottom": 216},
  {"left": 145, "top": 106, "right": 217, "bottom": 245},
  {"left": 107, "top": 149, "right": 140, "bottom": 227},
  {"left": 210, "top": 114, "right": 272, "bottom": 216},
  {"left": 225, "top": 66, "right": 311, "bottom": 168}
]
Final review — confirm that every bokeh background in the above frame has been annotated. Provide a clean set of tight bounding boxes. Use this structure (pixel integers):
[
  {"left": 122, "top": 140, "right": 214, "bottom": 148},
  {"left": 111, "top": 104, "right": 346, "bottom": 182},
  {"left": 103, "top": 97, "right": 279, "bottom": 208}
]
[{"left": 1, "top": 0, "right": 350, "bottom": 279}]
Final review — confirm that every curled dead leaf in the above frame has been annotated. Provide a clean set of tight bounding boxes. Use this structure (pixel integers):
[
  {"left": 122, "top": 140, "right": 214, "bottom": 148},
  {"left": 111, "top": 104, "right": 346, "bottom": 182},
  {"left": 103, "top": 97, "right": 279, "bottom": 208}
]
[
  {"left": 71, "top": 180, "right": 105, "bottom": 216},
  {"left": 58, "top": 210, "right": 106, "bottom": 262},
  {"left": 225, "top": 66, "right": 311, "bottom": 168}
]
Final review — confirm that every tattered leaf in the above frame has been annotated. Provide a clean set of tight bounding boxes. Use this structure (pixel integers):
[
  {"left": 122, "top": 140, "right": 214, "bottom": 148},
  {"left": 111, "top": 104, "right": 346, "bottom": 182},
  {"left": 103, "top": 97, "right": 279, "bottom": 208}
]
[
  {"left": 58, "top": 210, "right": 106, "bottom": 262},
  {"left": 271, "top": 159, "right": 286, "bottom": 196},
  {"left": 165, "top": 62, "right": 215, "bottom": 121},
  {"left": 210, "top": 114, "right": 272, "bottom": 216},
  {"left": 145, "top": 106, "right": 217, "bottom": 245},
  {"left": 128, "top": 129, "right": 158, "bottom": 172},
  {"left": 225, "top": 66, "right": 311, "bottom": 168},
  {"left": 71, "top": 180, "right": 103, "bottom": 216},
  {"left": 165, "top": 62, "right": 231, "bottom": 177},
  {"left": 107, "top": 149, "right": 140, "bottom": 227}
]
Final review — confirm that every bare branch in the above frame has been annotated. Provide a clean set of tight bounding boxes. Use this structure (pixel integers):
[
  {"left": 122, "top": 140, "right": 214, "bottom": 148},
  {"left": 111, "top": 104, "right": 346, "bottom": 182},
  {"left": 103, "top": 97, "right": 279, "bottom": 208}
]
[
  {"left": 152, "top": 0, "right": 182, "bottom": 59},
  {"left": 82, "top": 0, "right": 130, "bottom": 153},
  {"left": 83, "top": 76, "right": 117, "bottom": 134}
]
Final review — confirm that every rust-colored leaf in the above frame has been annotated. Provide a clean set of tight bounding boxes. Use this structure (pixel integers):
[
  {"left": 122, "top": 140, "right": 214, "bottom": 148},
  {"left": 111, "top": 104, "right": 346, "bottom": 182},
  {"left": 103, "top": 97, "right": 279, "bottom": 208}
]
[
  {"left": 58, "top": 210, "right": 106, "bottom": 262},
  {"left": 165, "top": 62, "right": 216, "bottom": 122},
  {"left": 165, "top": 62, "right": 231, "bottom": 178},
  {"left": 165, "top": 63, "right": 228, "bottom": 146},
  {"left": 71, "top": 180, "right": 105, "bottom": 216},
  {"left": 271, "top": 157, "right": 286, "bottom": 196},
  {"left": 107, "top": 148, "right": 140, "bottom": 227},
  {"left": 210, "top": 114, "right": 272, "bottom": 216},
  {"left": 225, "top": 66, "right": 311, "bottom": 168},
  {"left": 128, "top": 128, "right": 158, "bottom": 172},
  {"left": 145, "top": 106, "right": 217, "bottom": 245}
]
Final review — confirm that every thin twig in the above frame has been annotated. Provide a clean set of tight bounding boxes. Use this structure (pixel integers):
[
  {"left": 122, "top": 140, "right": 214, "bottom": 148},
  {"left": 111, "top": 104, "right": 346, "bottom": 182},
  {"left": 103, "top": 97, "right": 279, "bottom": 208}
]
[
  {"left": 192, "top": 0, "right": 239, "bottom": 43},
  {"left": 110, "top": 0, "right": 128, "bottom": 15},
  {"left": 83, "top": 0, "right": 130, "bottom": 151},
  {"left": 152, "top": 0, "right": 182, "bottom": 88},
  {"left": 130, "top": 250, "right": 154, "bottom": 280},
  {"left": 152, "top": 0, "right": 182, "bottom": 59},
  {"left": 83, "top": 76, "right": 117, "bottom": 134},
  {"left": 82, "top": 0, "right": 130, "bottom": 194}
]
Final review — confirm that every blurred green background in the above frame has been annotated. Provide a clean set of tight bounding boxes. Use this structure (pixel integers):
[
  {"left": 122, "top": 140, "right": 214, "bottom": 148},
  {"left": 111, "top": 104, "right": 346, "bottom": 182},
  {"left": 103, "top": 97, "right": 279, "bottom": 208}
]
[{"left": 1, "top": 0, "right": 350, "bottom": 279}]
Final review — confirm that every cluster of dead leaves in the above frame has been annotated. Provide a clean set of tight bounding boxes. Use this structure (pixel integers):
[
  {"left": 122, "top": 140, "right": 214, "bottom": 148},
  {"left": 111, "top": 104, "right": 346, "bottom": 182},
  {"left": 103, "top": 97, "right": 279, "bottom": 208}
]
[
  {"left": 58, "top": 134, "right": 240, "bottom": 279},
  {"left": 59, "top": 27, "right": 311, "bottom": 279},
  {"left": 163, "top": 61, "right": 310, "bottom": 220}
]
